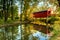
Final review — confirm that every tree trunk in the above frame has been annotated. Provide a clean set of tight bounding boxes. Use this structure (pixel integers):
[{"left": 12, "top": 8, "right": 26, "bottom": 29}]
[
  {"left": 3, "top": 0, "right": 8, "bottom": 22},
  {"left": 11, "top": 0, "right": 14, "bottom": 20}
]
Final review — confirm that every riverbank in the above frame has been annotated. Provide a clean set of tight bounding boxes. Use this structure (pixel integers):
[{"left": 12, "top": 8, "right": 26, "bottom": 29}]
[
  {"left": 0, "top": 20, "right": 32, "bottom": 27},
  {"left": 0, "top": 20, "right": 20, "bottom": 27}
]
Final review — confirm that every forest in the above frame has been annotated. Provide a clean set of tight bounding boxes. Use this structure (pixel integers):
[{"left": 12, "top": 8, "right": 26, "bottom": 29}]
[{"left": 0, "top": 0, "right": 60, "bottom": 40}]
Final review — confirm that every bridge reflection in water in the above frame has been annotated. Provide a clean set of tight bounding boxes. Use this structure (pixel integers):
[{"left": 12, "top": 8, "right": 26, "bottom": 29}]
[{"left": 0, "top": 23, "right": 52, "bottom": 40}]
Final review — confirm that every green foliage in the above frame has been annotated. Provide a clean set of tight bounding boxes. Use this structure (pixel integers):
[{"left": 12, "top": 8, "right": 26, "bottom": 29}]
[
  {"left": 48, "top": 16, "right": 58, "bottom": 24},
  {"left": 6, "top": 19, "right": 13, "bottom": 23},
  {"left": 0, "top": 19, "right": 4, "bottom": 24},
  {"left": 0, "top": 0, "right": 19, "bottom": 22},
  {"left": 49, "top": 16, "right": 56, "bottom": 21},
  {"left": 15, "top": 17, "right": 19, "bottom": 19},
  {"left": 39, "top": 16, "right": 58, "bottom": 24}
]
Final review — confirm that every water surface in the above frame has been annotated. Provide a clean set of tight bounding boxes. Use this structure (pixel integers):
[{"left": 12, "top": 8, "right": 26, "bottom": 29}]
[{"left": 0, "top": 24, "right": 50, "bottom": 40}]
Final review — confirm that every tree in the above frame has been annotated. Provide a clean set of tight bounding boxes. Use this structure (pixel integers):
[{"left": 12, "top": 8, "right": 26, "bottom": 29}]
[
  {"left": 57, "top": 0, "right": 60, "bottom": 7},
  {"left": 18, "top": 0, "right": 40, "bottom": 40},
  {"left": 2, "top": 0, "right": 8, "bottom": 22},
  {"left": 0, "top": 0, "right": 3, "bottom": 19},
  {"left": 0, "top": 0, "right": 19, "bottom": 22}
]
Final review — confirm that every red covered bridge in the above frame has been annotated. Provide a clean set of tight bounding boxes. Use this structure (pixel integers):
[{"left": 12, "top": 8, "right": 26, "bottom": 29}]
[
  {"left": 33, "top": 10, "right": 51, "bottom": 18},
  {"left": 32, "top": 10, "right": 54, "bottom": 34}
]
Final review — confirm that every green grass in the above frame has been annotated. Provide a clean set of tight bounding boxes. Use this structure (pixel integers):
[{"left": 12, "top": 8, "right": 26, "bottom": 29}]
[{"left": 0, "top": 18, "right": 20, "bottom": 25}]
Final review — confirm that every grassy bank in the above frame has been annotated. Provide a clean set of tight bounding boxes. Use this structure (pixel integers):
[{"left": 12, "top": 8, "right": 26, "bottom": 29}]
[{"left": 0, "top": 19, "right": 20, "bottom": 27}]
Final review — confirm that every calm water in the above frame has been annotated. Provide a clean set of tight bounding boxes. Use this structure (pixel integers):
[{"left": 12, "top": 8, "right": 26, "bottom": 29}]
[{"left": 0, "top": 24, "right": 50, "bottom": 40}]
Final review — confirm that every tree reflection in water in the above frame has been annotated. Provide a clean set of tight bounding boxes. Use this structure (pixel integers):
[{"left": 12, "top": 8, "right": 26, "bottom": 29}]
[{"left": 0, "top": 24, "right": 50, "bottom": 40}]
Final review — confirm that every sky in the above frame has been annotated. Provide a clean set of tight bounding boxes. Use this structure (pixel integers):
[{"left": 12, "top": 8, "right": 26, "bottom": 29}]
[
  {"left": 16, "top": 1, "right": 56, "bottom": 14},
  {"left": 15, "top": 1, "right": 21, "bottom": 14}
]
